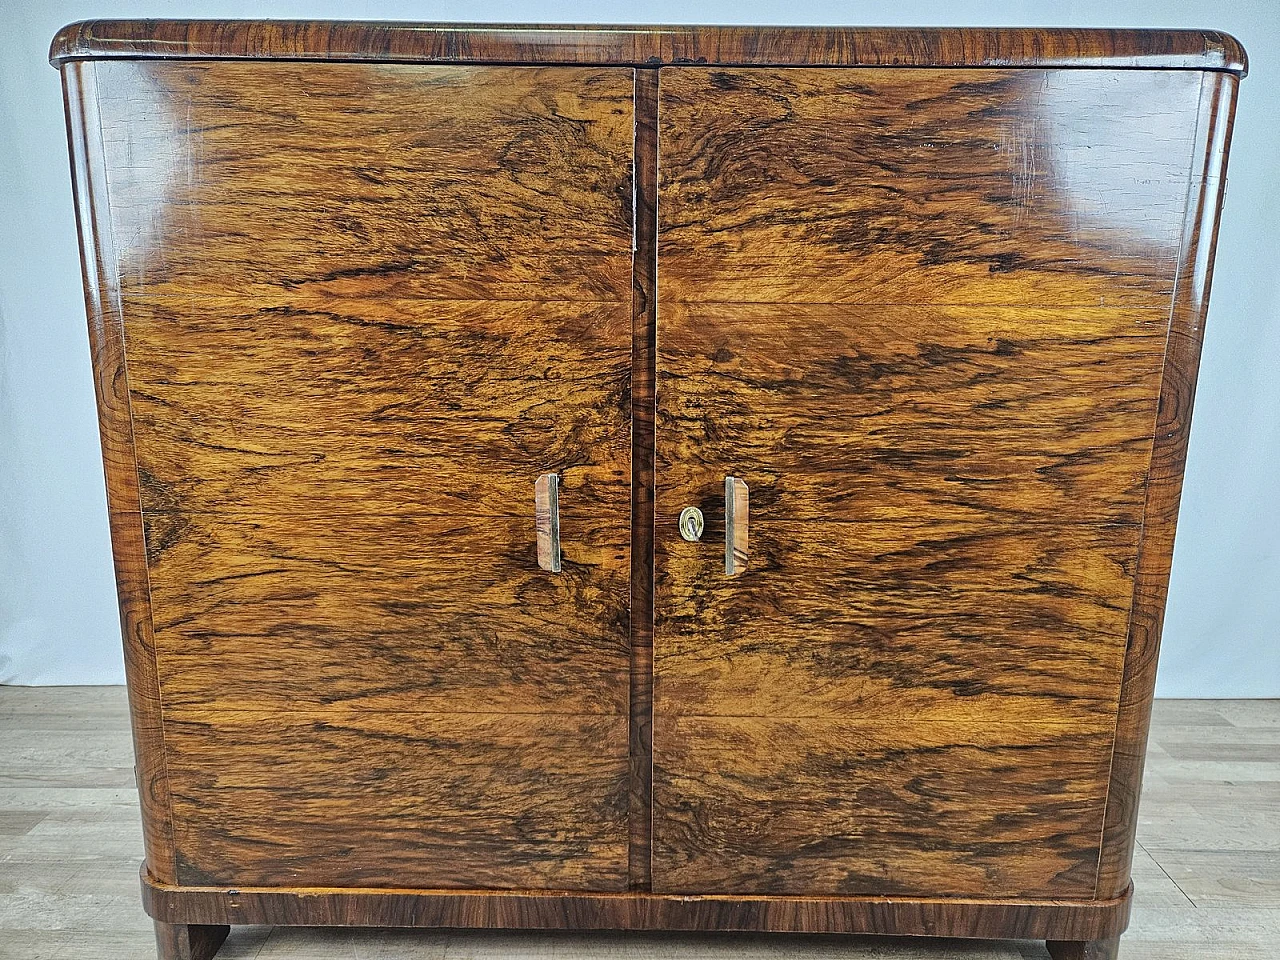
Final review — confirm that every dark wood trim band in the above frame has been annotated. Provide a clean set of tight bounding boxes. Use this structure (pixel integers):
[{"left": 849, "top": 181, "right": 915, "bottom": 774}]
[
  {"left": 141, "top": 871, "right": 1132, "bottom": 940},
  {"left": 50, "top": 21, "right": 1246, "bottom": 75},
  {"left": 1095, "top": 69, "right": 1240, "bottom": 900},
  {"left": 627, "top": 67, "right": 659, "bottom": 892}
]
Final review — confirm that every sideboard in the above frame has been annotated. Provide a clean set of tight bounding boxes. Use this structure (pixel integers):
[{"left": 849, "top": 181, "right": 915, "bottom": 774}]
[{"left": 51, "top": 21, "right": 1246, "bottom": 960}]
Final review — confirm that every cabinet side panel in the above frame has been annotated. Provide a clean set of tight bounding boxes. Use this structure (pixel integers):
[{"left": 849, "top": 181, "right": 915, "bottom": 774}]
[
  {"left": 59, "top": 60, "right": 176, "bottom": 882},
  {"left": 1097, "top": 71, "right": 1240, "bottom": 900}
]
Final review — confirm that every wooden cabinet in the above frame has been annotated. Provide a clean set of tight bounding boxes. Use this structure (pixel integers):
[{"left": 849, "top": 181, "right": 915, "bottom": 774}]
[{"left": 52, "top": 21, "right": 1245, "bottom": 960}]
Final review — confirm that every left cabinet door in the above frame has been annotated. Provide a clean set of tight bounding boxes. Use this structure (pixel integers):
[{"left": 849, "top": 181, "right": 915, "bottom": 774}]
[{"left": 70, "top": 60, "right": 636, "bottom": 890}]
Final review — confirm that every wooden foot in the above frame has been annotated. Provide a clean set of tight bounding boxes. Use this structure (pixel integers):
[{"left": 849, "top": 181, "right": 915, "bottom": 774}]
[
  {"left": 155, "top": 921, "right": 230, "bottom": 960},
  {"left": 1047, "top": 937, "right": 1121, "bottom": 960}
]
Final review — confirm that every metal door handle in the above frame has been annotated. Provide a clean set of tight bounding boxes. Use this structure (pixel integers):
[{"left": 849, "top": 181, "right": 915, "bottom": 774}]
[
  {"left": 725, "top": 476, "right": 749, "bottom": 576},
  {"left": 535, "top": 473, "right": 561, "bottom": 573}
]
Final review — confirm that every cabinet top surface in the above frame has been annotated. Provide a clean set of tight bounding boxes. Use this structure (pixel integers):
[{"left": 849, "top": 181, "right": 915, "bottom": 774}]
[{"left": 49, "top": 20, "right": 1246, "bottom": 75}]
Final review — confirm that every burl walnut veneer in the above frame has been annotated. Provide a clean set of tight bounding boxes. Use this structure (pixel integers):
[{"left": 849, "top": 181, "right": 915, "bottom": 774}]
[{"left": 51, "top": 20, "right": 1246, "bottom": 960}]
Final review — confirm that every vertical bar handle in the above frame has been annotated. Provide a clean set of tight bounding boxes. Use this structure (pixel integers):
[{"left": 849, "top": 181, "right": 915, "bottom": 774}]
[
  {"left": 725, "top": 476, "right": 749, "bottom": 576},
  {"left": 535, "top": 473, "right": 561, "bottom": 573}
]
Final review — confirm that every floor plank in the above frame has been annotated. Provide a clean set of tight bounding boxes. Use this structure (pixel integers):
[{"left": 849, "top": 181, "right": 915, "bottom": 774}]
[
  {"left": 0, "top": 687, "right": 1277, "bottom": 957},
  {"left": 1141, "top": 851, "right": 1280, "bottom": 908}
]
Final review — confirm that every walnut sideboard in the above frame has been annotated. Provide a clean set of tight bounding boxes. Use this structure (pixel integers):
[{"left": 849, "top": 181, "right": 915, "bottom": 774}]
[{"left": 51, "top": 21, "right": 1246, "bottom": 960}]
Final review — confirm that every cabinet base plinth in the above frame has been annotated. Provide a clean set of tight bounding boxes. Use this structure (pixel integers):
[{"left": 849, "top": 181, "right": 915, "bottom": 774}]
[{"left": 141, "top": 868, "right": 1131, "bottom": 942}]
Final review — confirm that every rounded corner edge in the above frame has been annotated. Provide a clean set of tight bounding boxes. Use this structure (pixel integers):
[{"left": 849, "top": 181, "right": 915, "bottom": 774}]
[
  {"left": 49, "top": 20, "right": 95, "bottom": 67},
  {"left": 1205, "top": 30, "right": 1248, "bottom": 77}
]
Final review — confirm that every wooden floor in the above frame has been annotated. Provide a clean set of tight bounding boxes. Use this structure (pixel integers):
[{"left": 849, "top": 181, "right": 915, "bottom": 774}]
[{"left": 1, "top": 688, "right": 1277, "bottom": 959}]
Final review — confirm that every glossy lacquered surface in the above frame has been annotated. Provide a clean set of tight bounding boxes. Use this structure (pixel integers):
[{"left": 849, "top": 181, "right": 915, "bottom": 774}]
[
  {"left": 65, "top": 57, "right": 637, "bottom": 892},
  {"left": 650, "top": 66, "right": 1226, "bottom": 903},
  {"left": 140, "top": 870, "right": 1131, "bottom": 941},
  {"left": 54, "top": 20, "right": 1242, "bottom": 960},
  {"left": 50, "top": 20, "right": 1247, "bottom": 74}
]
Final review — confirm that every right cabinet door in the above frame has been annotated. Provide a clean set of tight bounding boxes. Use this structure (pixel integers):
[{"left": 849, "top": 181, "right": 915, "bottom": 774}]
[{"left": 652, "top": 67, "right": 1204, "bottom": 898}]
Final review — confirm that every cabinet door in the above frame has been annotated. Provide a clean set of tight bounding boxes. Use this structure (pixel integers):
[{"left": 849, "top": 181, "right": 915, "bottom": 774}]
[
  {"left": 88, "top": 61, "right": 635, "bottom": 889},
  {"left": 653, "top": 67, "right": 1204, "bottom": 897}
]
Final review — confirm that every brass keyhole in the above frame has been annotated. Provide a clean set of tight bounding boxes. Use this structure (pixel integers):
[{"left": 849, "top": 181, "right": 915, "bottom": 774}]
[{"left": 678, "top": 506, "right": 705, "bottom": 542}]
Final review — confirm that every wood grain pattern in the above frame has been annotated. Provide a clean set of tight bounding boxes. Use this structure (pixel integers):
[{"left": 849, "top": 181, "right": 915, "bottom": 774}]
[
  {"left": 140, "top": 868, "right": 1132, "bottom": 940},
  {"left": 652, "top": 717, "right": 1113, "bottom": 897},
  {"left": 67, "top": 56, "right": 639, "bottom": 900},
  {"left": 659, "top": 27, "right": 1245, "bottom": 74},
  {"left": 139, "top": 510, "right": 629, "bottom": 715},
  {"left": 49, "top": 21, "right": 1248, "bottom": 75},
  {"left": 121, "top": 295, "right": 631, "bottom": 521},
  {"left": 91, "top": 58, "right": 636, "bottom": 523},
  {"left": 163, "top": 711, "right": 629, "bottom": 889},
  {"left": 656, "top": 303, "right": 1168, "bottom": 526},
  {"left": 1096, "top": 70, "right": 1240, "bottom": 901},
  {"left": 655, "top": 518, "right": 1137, "bottom": 723},
  {"left": 90, "top": 61, "right": 634, "bottom": 303},
  {"left": 628, "top": 68, "right": 659, "bottom": 892},
  {"left": 651, "top": 65, "right": 1218, "bottom": 901},
  {"left": 54, "top": 20, "right": 1245, "bottom": 952},
  {"left": 659, "top": 69, "right": 1204, "bottom": 308},
  {"left": 60, "top": 60, "right": 178, "bottom": 885}
]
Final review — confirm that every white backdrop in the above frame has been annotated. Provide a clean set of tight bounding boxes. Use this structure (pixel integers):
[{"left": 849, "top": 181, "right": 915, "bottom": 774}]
[{"left": 1, "top": 0, "right": 1276, "bottom": 695}]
